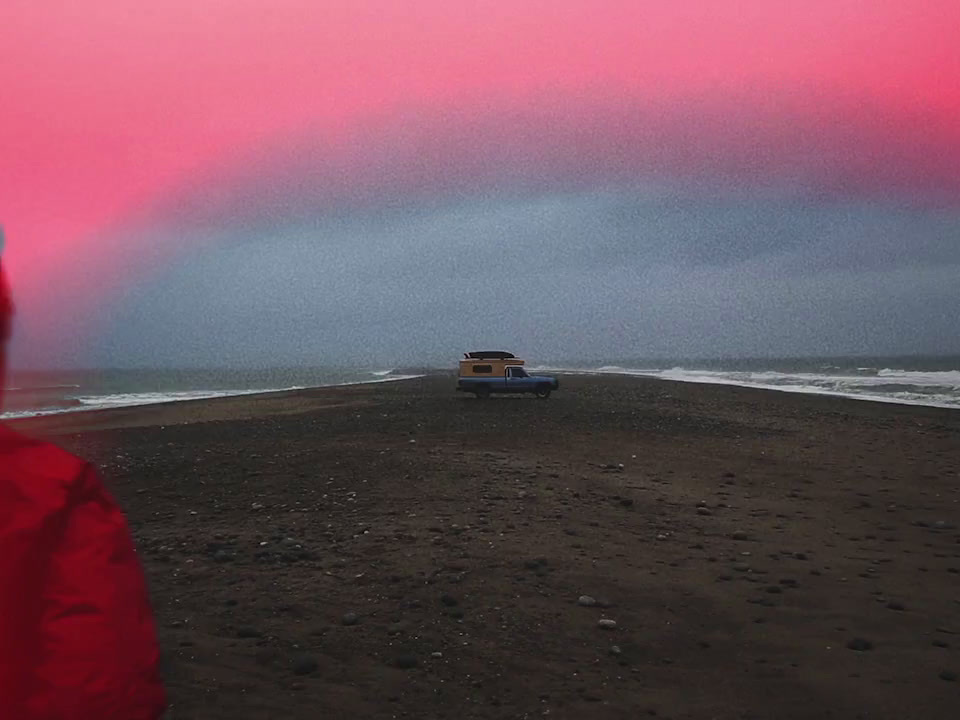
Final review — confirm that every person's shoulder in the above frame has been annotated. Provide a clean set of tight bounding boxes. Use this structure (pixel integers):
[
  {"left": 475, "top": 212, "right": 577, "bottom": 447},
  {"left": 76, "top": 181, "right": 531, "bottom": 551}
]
[{"left": 0, "top": 424, "right": 91, "bottom": 492}]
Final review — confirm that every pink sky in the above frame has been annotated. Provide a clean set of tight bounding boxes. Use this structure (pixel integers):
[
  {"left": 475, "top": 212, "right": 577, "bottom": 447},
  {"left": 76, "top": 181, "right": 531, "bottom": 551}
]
[{"left": 2, "top": 1, "right": 958, "bottom": 357}]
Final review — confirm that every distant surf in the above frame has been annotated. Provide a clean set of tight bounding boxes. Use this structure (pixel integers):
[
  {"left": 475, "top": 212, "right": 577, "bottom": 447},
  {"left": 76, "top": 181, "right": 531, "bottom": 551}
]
[
  {"left": 530, "top": 359, "right": 960, "bottom": 410},
  {"left": 2, "top": 369, "right": 421, "bottom": 419}
]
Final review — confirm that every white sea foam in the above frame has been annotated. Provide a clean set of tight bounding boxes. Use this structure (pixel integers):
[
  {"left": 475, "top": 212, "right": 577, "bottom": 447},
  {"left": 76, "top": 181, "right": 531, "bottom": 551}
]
[
  {"left": 7, "top": 384, "right": 82, "bottom": 393},
  {"left": 1, "top": 374, "right": 423, "bottom": 420},
  {"left": 529, "top": 365, "right": 960, "bottom": 410}
]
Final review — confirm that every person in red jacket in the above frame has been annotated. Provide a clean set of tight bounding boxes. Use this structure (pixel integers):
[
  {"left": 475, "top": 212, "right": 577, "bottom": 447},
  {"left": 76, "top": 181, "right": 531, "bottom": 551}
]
[{"left": 0, "top": 250, "right": 166, "bottom": 719}]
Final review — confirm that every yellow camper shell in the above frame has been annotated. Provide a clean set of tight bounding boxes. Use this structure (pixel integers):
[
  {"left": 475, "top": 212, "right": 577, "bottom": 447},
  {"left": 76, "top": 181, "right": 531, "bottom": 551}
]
[{"left": 458, "top": 351, "right": 525, "bottom": 378}]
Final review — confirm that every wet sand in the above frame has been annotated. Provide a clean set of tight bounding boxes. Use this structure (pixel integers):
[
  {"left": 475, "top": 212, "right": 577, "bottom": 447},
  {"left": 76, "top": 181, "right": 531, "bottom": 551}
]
[{"left": 13, "top": 374, "right": 960, "bottom": 719}]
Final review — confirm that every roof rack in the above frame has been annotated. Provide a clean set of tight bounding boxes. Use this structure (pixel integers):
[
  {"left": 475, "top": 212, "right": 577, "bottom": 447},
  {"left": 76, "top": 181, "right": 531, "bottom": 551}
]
[{"left": 464, "top": 351, "right": 516, "bottom": 360}]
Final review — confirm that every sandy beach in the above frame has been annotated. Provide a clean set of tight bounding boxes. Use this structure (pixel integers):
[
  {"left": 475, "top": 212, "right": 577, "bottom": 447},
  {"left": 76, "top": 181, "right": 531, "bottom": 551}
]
[{"left": 12, "top": 373, "right": 960, "bottom": 720}]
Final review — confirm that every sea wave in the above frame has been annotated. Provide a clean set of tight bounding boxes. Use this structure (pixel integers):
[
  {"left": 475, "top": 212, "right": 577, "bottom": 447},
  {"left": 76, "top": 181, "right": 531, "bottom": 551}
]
[
  {"left": 6, "top": 384, "right": 82, "bottom": 393},
  {"left": 1, "top": 374, "right": 423, "bottom": 420},
  {"left": 529, "top": 365, "right": 960, "bottom": 410}
]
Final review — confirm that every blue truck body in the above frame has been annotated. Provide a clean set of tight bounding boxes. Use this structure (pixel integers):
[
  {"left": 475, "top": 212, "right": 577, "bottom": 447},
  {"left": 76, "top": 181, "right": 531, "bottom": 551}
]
[{"left": 456, "top": 364, "right": 560, "bottom": 398}]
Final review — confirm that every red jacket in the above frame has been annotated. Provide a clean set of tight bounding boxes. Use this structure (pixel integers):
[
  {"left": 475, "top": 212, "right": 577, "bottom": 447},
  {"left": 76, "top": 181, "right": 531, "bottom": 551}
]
[{"left": 0, "top": 425, "right": 166, "bottom": 719}]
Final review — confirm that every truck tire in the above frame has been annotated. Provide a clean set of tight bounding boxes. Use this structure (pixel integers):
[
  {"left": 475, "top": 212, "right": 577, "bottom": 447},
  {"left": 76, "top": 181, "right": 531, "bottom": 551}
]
[
  {"left": 535, "top": 385, "right": 552, "bottom": 399},
  {"left": 475, "top": 385, "right": 491, "bottom": 399}
]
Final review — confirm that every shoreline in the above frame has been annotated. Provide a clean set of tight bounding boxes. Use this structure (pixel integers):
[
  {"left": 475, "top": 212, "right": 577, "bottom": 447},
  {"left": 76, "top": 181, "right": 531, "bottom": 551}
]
[
  {"left": 9, "top": 368, "right": 959, "bottom": 436},
  {"left": 2, "top": 373, "right": 425, "bottom": 426},
  {"left": 541, "top": 368, "right": 960, "bottom": 411}
]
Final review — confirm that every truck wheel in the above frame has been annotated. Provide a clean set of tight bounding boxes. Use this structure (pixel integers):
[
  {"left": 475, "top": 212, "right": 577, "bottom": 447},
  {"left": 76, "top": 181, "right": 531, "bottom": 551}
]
[
  {"left": 475, "top": 385, "right": 491, "bottom": 399},
  {"left": 535, "top": 385, "right": 552, "bottom": 399}
]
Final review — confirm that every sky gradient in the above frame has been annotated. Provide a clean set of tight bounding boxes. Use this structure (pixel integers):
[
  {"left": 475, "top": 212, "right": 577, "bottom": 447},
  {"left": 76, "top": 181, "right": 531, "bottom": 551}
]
[{"left": 3, "top": 1, "right": 959, "bottom": 366}]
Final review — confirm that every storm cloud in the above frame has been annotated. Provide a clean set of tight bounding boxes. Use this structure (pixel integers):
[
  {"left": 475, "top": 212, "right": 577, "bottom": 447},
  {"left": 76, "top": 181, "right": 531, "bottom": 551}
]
[{"left": 91, "top": 177, "right": 960, "bottom": 368}]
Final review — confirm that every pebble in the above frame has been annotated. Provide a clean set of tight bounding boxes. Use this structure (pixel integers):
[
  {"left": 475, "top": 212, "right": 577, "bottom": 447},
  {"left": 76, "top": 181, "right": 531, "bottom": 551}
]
[
  {"left": 597, "top": 619, "right": 618, "bottom": 630},
  {"left": 387, "top": 621, "right": 409, "bottom": 635},
  {"left": 731, "top": 531, "right": 750, "bottom": 541},
  {"left": 696, "top": 507, "right": 713, "bottom": 516},
  {"left": 578, "top": 595, "right": 598, "bottom": 607},
  {"left": 440, "top": 593, "right": 459, "bottom": 607},
  {"left": 292, "top": 656, "right": 319, "bottom": 676},
  {"left": 939, "top": 670, "right": 957, "bottom": 682},
  {"left": 846, "top": 638, "right": 873, "bottom": 652},
  {"left": 886, "top": 601, "right": 905, "bottom": 611},
  {"left": 342, "top": 612, "right": 359, "bottom": 626}
]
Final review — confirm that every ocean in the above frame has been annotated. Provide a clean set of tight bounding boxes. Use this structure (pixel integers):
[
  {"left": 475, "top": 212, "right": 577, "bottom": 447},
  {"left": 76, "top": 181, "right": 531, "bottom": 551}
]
[
  {"left": 531, "top": 355, "right": 960, "bottom": 410},
  {"left": 1, "top": 367, "right": 421, "bottom": 419},
  {"left": 3, "top": 356, "right": 959, "bottom": 419}
]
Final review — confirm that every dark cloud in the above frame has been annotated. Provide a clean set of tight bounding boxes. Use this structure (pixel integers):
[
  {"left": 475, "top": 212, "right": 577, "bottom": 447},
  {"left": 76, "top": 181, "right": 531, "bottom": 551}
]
[
  {"left": 153, "top": 93, "right": 960, "bottom": 236},
  {"left": 90, "top": 184, "right": 960, "bottom": 368}
]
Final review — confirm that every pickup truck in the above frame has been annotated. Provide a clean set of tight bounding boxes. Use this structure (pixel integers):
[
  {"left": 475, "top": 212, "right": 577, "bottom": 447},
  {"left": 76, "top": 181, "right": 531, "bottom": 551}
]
[{"left": 457, "top": 363, "right": 560, "bottom": 398}]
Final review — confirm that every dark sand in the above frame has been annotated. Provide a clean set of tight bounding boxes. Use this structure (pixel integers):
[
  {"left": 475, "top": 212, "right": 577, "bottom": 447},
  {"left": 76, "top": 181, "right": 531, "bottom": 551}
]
[{"left": 13, "top": 374, "right": 960, "bottom": 719}]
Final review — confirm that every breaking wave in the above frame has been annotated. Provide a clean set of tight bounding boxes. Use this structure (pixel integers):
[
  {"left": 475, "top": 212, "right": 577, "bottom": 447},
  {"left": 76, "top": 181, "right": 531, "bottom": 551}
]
[
  {"left": 530, "top": 365, "right": 960, "bottom": 409},
  {"left": 2, "top": 374, "right": 422, "bottom": 419}
]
